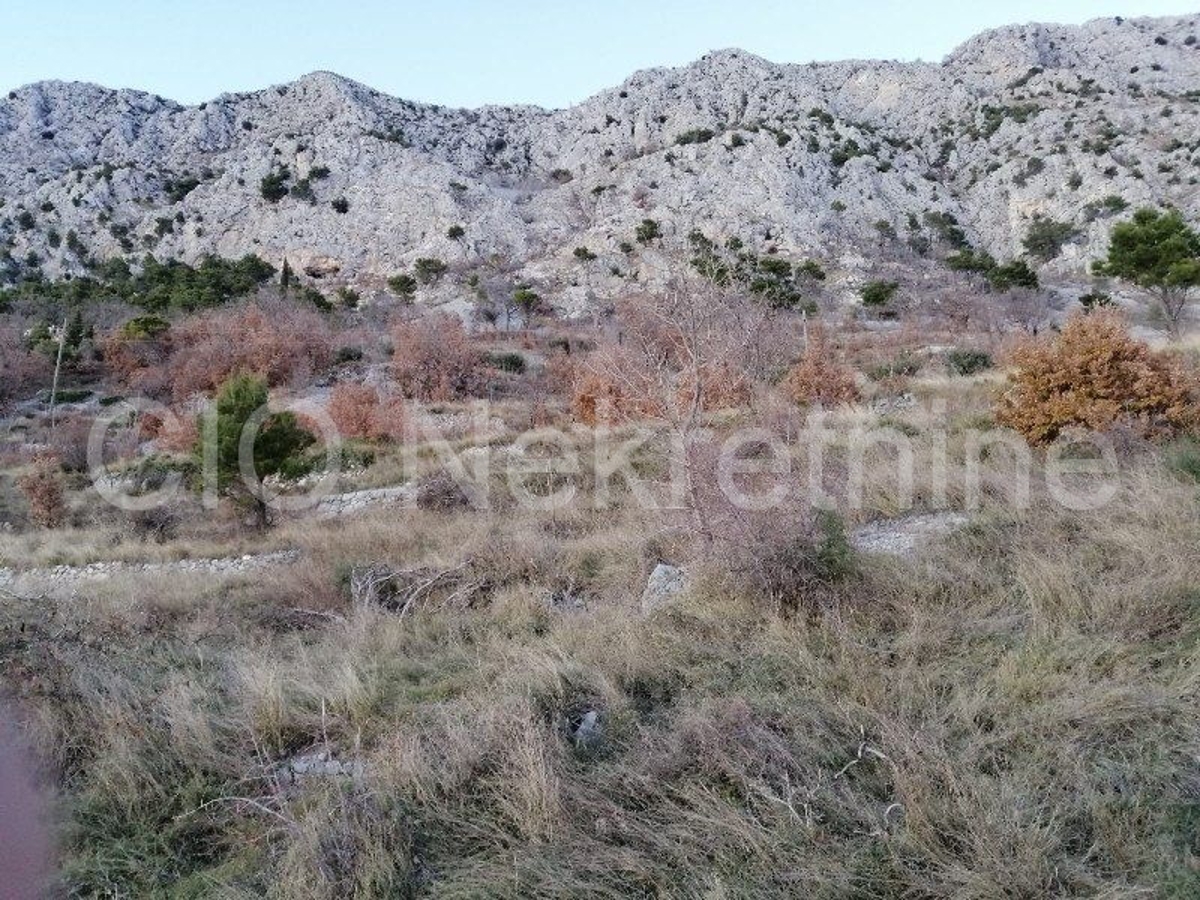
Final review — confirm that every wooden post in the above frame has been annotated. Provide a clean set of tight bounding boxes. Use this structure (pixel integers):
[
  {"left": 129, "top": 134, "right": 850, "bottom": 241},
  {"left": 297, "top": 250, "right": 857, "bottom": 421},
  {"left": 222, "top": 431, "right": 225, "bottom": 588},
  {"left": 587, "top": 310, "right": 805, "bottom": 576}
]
[{"left": 48, "top": 314, "right": 67, "bottom": 435}]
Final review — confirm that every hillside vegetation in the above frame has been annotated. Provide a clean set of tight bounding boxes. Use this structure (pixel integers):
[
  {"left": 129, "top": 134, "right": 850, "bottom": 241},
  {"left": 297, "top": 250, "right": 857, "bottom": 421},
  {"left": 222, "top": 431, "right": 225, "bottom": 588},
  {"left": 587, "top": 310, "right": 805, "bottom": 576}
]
[{"left": 2, "top": 12, "right": 1200, "bottom": 900}]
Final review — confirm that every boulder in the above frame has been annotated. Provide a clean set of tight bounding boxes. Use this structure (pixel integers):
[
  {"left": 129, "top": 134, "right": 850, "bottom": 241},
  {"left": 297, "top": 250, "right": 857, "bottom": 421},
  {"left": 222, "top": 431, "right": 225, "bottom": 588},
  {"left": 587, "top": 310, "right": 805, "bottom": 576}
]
[{"left": 640, "top": 563, "right": 686, "bottom": 614}]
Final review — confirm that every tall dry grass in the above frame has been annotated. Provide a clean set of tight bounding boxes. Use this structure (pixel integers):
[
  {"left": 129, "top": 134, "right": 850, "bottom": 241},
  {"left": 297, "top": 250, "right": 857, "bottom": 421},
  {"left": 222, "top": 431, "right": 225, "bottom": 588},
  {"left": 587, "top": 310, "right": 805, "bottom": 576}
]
[{"left": 1, "top": 376, "right": 1198, "bottom": 897}]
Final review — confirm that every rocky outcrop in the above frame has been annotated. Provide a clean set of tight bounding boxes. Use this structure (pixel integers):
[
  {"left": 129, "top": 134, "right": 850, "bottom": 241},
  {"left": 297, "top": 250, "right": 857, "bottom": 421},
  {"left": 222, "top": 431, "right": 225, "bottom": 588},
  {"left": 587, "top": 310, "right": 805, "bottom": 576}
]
[{"left": 2, "top": 14, "right": 1198, "bottom": 306}]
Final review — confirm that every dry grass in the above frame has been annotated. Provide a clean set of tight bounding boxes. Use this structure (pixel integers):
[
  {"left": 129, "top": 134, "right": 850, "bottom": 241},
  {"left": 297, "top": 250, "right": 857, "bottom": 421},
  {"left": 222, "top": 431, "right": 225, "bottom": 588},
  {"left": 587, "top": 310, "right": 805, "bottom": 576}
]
[{"left": 2, "top": 376, "right": 1199, "bottom": 898}]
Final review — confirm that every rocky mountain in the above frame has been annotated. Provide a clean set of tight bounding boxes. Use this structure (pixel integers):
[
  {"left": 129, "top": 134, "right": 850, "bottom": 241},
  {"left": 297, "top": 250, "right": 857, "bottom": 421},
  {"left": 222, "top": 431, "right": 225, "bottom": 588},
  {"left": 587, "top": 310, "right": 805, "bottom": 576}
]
[{"left": 2, "top": 13, "right": 1199, "bottom": 312}]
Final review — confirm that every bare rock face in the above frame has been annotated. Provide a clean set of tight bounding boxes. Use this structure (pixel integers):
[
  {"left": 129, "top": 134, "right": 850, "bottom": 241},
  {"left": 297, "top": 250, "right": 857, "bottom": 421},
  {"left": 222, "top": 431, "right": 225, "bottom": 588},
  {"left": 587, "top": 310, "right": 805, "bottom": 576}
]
[{"left": 2, "top": 14, "right": 1199, "bottom": 308}]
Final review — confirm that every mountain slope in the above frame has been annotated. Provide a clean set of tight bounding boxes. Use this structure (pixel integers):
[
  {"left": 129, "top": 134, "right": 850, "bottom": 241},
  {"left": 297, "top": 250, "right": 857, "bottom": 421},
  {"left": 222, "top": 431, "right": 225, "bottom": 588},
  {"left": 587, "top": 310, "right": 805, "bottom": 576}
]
[{"left": 1, "top": 13, "right": 1198, "bottom": 306}]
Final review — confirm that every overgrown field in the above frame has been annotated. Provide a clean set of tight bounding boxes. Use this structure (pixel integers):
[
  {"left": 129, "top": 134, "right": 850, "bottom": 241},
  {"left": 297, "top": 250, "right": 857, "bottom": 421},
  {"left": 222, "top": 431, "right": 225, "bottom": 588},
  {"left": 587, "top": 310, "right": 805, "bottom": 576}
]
[{"left": 3, "top": 373, "right": 1200, "bottom": 898}]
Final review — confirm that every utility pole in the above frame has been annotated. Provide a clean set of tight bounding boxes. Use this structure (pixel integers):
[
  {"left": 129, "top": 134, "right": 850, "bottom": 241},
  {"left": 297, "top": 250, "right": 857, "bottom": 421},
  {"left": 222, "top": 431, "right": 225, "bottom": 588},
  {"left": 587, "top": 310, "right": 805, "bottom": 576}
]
[{"left": 48, "top": 314, "right": 67, "bottom": 435}]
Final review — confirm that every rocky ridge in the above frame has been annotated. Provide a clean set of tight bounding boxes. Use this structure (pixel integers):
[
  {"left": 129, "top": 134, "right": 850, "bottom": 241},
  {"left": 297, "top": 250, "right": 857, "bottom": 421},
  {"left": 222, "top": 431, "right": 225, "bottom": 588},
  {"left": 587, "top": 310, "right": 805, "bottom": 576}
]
[{"left": 1, "top": 14, "right": 1199, "bottom": 311}]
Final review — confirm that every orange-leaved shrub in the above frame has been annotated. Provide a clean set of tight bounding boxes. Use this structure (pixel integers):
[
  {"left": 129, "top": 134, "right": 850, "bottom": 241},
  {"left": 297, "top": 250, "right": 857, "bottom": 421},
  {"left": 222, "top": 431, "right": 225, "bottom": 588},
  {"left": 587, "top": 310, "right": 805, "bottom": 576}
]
[
  {"left": 100, "top": 315, "right": 173, "bottom": 398},
  {"left": 166, "top": 300, "right": 334, "bottom": 402},
  {"left": 390, "top": 315, "right": 487, "bottom": 401},
  {"left": 569, "top": 283, "right": 764, "bottom": 427},
  {"left": 327, "top": 383, "right": 406, "bottom": 440},
  {"left": 780, "top": 329, "right": 861, "bottom": 408},
  {"left": 994, "top": 310, "right": 1200, "bottom": 445},
  {"left": 0, "top": 326, "right": 51, "bottom": 412},
  {"left": 148, "top": 410, "right": 201, "bottom": 454},
  {"left": 570, "top": 349, "right": 750, "bottom": 426},
  {"left": 17, "top": 455, "right": 66, "bottom": 528},
  {"left": 569, "top": 351, "right": 656, "bottom": 426}
]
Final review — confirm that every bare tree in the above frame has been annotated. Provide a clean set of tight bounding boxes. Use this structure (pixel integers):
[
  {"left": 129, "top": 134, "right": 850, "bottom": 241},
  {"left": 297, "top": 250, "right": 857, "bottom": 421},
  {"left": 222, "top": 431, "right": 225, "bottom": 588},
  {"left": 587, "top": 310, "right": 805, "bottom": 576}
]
[{"left": 575, "top": 277, "right": 771, "bottom": 542}]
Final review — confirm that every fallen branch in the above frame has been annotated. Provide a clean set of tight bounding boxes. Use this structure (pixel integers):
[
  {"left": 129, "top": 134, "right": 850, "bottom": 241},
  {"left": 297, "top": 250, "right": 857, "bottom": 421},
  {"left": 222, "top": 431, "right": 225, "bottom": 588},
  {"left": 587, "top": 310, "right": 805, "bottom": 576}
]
[{"left": 348, "top": 561, "right": 484, "bottom": 615}]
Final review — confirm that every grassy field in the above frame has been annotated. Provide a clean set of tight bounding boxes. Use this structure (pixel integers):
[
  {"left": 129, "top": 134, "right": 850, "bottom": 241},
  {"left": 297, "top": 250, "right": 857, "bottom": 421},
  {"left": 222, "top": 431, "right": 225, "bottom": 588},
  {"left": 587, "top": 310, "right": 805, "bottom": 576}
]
[{"left": 3, "top": 372, "right": 1199, "bottom": 898}]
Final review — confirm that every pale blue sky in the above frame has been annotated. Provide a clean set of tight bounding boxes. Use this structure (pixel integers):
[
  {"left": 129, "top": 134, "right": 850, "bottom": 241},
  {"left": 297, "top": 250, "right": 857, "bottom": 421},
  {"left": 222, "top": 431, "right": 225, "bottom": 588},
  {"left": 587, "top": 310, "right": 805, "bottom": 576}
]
[{"left": 4, "top": 1, "right": 1197, "bottom": 108}]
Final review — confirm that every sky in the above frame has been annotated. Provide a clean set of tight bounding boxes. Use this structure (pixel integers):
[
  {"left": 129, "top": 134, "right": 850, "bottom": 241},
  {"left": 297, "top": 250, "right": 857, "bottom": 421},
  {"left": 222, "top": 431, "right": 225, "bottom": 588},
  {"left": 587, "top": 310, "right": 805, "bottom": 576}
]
[{"left": 3, "top": 1, "right": 1198, "bottom": 109}]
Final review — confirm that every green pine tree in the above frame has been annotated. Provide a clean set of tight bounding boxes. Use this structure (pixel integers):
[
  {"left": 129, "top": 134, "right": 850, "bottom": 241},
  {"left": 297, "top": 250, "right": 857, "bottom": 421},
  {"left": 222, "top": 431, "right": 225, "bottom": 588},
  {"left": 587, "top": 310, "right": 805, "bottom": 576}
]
[
  {"left": 1094, "top": 208, "right": 1200, "bottom": 333},
  {"left": 63, "top": 309, "right": 85, "bottom": 359},
  {"left": 197, "top": 374, "right": 313, "bottom": 527}
]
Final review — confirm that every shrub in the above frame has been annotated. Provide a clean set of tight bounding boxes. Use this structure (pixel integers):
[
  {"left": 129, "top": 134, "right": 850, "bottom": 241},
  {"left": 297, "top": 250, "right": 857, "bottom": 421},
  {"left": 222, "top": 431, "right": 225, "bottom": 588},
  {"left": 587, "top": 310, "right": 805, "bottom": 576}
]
[
  {"left": 1079, "top": 290, "right": 1114, "bottom": 310},
  {"left": 734, "top": 509, "right": 854, "bottom": 608},
  {"left": 988, "top": 260, "right": 1040, "bottom": 291},
  {"left": 780, "top": 332, "right": 860, "bottom": 407},
  {"left": 573, "top": 247, "right": 597, "bottom": 261},
  {"left": 675, "top": 128, "right": 715, "bottom": 145},
  {"left": 302, "top": 286, "right": 331, "bottom": 312},
  {"left": 569, "top": 355, "right": 749, "bottom": 427},
  {"left": 289, "top": 178, "right": 314, "bottom": 202},
  {"left": 859, "top": 280, "right": 899, "bottom": 307},
  {"left": 328, "top": 383, "right": 405, "bottom": 441},
  {"left": 1165, "top": 437, "right": 1200, "bottom": 483},
  {"left": 154, "top": 411, "right": 199, "bottom": 454},
  {"left": 569, "top": 291, "right": 757, "bottom": 429},
  {"left": 635, "top": 219, "right": 661, "bottom": 244},
  {"left": 0, "top": 326, "right": 51, "bottom": 411},
  {"left": 331, "top": 197, "right": 349, "bottom": 214},
  {"left": 390, "top": 315, "right": 487, "bottom": 401},
  {"left": 945, "top": 249, "right": 995, "bottom": 274},
  {"left": 388, "top": 273, "right": 418, "bottom": 300},
  {"left": 830, "top": 139, "right": 864, "bottom": 168},
  {"left": 946, "top": 349, "right": 993, "bottom": 376},
  {"left": 415, "top": 469, "right": 473, "bottom": 512},
  {"left": 866, "top": 353, "right": 921, "bottom": 381},
  {"left": 486, "top": 351, "right": 526, "bottom": 374},
  {"left": 513, "top": 288, "right": 542, "bottom": 322},
  {"left": 259, "top": 168, "right": 290, "bottom": 202},
  {"left": 166, "top": 300, "right": 334, "bottom": 402},
  {"left": 924, "top": 211, "right": 969, "bottom": 249},
  {"left": 995, "top": 310, "right": 1200, "bottom": 445},
  {"left": 100, "top": 316, "right": 171, "bottom": 388},
  {"left": 948, "top": 251, "right": 1039, "bottom": 290},
  {"left": 9, "top": 254, "right": 274, "bottom": 314},
  {"left": 447, "top": 225, "right": 465, "bottom": 240},
  {"left": 49, "top": 414, "right": 99, "bottom": 472},
  {"left": 413, "top": 258, "right": 448, "bottom": 285},
  {"left": 1023, "top": 217, "right": 1080, "bottom": 261},
  {"left": 17, "top": 455, "right": 66, "bottom": 528}
]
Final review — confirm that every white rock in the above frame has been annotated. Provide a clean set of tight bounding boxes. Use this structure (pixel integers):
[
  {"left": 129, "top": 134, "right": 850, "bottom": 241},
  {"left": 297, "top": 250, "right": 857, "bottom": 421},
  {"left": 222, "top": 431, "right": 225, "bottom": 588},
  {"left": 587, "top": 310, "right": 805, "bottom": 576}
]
[
  {"left": 850, "top": 512, "right": 971, "bottom": 557},
  {"left": 641, "top": 563, "right": 686, "bottom": 614}
]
